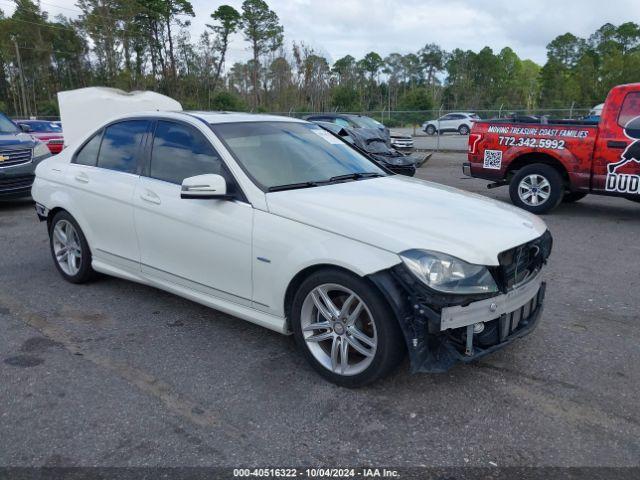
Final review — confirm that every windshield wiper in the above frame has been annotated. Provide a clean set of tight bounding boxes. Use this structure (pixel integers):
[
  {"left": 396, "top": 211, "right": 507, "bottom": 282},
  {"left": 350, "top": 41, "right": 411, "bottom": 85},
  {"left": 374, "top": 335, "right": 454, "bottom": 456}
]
[
  {"left": 267, "top": 181, "right": 321, "bottom": 192},
  {"left": 328, "top": 172, "right": 384, "bottom": 183}
]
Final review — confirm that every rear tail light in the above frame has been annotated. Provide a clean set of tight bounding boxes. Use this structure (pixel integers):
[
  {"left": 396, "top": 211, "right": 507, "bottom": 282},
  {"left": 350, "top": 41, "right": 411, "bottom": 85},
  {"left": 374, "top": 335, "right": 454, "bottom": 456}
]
[{"left": 468, "top": 133, "right": 482, "bottom": 154}]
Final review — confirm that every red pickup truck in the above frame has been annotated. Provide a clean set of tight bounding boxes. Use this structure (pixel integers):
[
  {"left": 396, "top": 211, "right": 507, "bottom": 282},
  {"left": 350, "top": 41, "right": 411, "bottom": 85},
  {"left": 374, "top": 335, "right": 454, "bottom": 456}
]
[{"left": 463, "top": 83, "right": 640, "bottom": 213}]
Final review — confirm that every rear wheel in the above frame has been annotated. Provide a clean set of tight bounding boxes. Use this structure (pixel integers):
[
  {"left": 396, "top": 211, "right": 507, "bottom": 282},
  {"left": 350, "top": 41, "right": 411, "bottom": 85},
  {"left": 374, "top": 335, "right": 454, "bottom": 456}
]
[
  {"left": 425, "top": 125, "right": 436, "bottom": 135},
  {"left": 509, "top": 164, "right": 564, "bottom": 214},
  {"left": 49, "top": 211, "right": 95, "bottom": 283},
  {"left": 458, "top": 124, "right": 470, "bottom": 135},
  {"left": 291, "top": 269, "right": 405, "bottom": 387},
  {"left": 562, "top": 192, "right": 587, "bottom": 203}
]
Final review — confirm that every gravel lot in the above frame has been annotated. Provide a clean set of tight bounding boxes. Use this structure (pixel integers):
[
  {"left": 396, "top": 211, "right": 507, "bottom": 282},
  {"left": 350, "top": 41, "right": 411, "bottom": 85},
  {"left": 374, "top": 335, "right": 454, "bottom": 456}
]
[{"left": 1, "top": 152, "right": 639, "bottom": 468}]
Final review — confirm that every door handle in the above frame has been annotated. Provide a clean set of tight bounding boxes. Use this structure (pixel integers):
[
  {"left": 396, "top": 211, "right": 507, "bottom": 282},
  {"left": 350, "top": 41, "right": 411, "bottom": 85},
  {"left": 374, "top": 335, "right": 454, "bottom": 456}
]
[
  {"left": 74, "top": 172, "right": 89, "bottom": 183},
  {"left": 140, "top": 190, "right": 161, "bottom": 205},
  {"left": 607, "top": 140, "right": 628, "bottom": 149}
]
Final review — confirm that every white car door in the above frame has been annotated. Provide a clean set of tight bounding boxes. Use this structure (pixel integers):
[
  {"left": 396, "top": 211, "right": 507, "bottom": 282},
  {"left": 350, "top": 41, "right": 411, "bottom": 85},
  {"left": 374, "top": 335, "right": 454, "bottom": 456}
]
[
  {"left": 437, "top": 114, "right": 454, "bottom": 131},
  {"left": 65, "top": 119, "right": 150, "bottom": 271},
  {"left": 133, "top": 119, "right": 253, "bottom": 305}
]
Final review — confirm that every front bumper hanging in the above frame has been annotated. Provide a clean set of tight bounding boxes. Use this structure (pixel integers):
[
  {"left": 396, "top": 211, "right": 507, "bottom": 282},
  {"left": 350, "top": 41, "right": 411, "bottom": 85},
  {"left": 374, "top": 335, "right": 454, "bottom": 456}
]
[{"left": 369, "top": 265, "right": 546, "bottom": 373}]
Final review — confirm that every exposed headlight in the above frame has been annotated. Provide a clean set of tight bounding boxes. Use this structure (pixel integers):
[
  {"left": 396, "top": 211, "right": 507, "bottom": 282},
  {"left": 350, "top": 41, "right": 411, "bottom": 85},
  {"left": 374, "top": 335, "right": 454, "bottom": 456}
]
[
  {"left": 33, "top": 141, "right": 51, "bottom": 158},
  {"left": 400, "top": 249, "right": 498, "bottom": 294}
]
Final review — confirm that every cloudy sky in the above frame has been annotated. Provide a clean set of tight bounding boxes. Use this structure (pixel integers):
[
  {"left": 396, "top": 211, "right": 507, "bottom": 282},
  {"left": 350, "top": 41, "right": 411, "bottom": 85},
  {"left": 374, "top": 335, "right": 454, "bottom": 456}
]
[{"left": 5, "top": 0, "right": 640, "bottom": 65}]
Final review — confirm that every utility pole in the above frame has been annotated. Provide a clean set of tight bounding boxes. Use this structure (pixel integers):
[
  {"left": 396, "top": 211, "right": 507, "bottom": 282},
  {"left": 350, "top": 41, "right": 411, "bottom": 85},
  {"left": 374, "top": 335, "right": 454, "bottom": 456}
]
[{"left": 13, "top": 39, "right": 29, "bottom": 118}]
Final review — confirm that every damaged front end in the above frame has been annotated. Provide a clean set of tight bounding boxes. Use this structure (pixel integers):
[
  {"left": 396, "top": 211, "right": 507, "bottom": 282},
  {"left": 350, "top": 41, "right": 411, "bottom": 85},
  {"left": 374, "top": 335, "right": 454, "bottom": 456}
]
[{"left": 368, "top": 231, "right": 552, "bottom": 373}]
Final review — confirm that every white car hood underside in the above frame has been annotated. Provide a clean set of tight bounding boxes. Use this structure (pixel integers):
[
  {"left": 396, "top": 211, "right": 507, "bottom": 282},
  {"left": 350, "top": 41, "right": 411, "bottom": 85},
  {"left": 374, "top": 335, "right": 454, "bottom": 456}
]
[{"left": 266, "top": 176, "right": 547, "bottom": 266}]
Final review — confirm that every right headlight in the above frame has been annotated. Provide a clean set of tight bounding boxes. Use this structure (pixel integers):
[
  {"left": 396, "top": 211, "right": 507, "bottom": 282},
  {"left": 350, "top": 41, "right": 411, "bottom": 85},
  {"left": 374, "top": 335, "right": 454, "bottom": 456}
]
[{"left": 400, "top": 249, "right": 498, "bottom": 295}]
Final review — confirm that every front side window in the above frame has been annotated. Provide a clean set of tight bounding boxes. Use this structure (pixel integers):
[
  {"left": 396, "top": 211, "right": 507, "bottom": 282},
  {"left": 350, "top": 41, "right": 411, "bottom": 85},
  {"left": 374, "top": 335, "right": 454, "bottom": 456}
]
[
  {"left": 334, "top": 118, "right": 351, "bottom": 128},
  {"left": 618, "top": 92, "right": 640, "bottom": 128},
  {"left": 150, "top": 121, "right": 223, "bottom": 184},
  {"left": 97, "top": 120, "right": 149, "bottom": 174},
  {"left": 211, "top": 122, "right": 385, "bottom": 191},
  {"left": 74, "top": 131, "right": 102, "bottom": 166}
]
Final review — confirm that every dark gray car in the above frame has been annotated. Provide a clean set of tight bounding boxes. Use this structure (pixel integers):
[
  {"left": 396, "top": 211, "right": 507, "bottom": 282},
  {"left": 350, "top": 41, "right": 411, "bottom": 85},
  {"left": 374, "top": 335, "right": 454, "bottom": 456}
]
[
  {"left": 304, "top": 113, "right": 390, "bottom": 142},
  {"left": 0, "top": 113, "right": 51, "bottom": 198}
]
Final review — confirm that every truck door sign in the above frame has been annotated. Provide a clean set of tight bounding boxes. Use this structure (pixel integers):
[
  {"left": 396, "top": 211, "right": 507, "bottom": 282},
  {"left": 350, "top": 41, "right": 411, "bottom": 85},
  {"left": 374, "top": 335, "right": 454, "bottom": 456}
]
[{"left": 606, "top": 116, "right": 640, "bottom": 195}]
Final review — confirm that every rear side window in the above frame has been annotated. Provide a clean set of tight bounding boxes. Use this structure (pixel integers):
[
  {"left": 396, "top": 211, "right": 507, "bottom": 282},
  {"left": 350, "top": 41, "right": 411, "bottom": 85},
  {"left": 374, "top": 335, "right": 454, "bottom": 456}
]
[
  {"left": 618, "top": 92, "right": 640, "bottom": 128},
  {"left": 74, "top": 131, "right": 102, "bottom": 166},
  {"left": 150, "top": 121, "right": 223, "bottom": 184},
  {"left": 97, "top": 120, "right": 149, "bottom": 174}
]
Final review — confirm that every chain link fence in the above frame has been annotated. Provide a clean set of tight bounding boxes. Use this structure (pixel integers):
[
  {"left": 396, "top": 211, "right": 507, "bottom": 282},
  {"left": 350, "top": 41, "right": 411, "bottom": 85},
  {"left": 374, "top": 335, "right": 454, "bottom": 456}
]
[
  {"left": 11, "top": 107, "right": 595, "bottom": 131},
  {"left": 275, "top": 107, "right": 594, "bottom": 130}
]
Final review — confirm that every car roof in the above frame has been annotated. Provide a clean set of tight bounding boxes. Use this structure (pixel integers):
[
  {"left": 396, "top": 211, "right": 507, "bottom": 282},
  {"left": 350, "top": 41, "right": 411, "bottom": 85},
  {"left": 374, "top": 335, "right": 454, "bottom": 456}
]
[
  {"left": 113, "top": 111, "right": 308, "bottom": 125},
  {"left": 306, "top": 113, "right": 368, "bottom": 119}
]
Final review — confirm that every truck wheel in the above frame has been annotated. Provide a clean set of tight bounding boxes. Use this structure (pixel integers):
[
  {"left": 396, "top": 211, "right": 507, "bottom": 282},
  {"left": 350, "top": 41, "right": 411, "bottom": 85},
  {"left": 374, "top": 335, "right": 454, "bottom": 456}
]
[
  {"left": 563, "top": 192, "right": 587, "bottom": 203},
  {"left": 509, "top": 164, "right": 564, "bottom": 214},
  {"left": 458, "top": 124, "right": 470, "bottom": 135},
  {"left": 425, "top": 125, "right": 436, "bottom": 135}
]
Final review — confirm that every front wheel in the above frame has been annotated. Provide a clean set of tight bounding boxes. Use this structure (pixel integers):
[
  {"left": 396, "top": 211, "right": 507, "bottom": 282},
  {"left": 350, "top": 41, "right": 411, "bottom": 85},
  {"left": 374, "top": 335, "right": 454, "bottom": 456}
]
[
  {"left": 291, "top": 269, "right": 405, "bottom": 387},
  {"left": 509, "top": 164, "right": 564, "bottom": 214},
  {"left": 425, "top": 125, "right": 436, "bottom": 135}
]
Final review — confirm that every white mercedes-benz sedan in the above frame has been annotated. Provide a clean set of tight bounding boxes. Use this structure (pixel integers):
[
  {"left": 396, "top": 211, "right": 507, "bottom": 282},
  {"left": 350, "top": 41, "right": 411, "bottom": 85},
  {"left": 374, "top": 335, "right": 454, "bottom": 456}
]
[{"left": 32, "top": 111, "right": 552, "bottom": 387}]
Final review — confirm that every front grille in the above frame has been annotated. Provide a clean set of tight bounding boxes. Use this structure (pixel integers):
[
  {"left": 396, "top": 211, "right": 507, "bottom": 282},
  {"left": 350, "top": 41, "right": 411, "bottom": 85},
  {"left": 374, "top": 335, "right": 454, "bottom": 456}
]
[
  {"left": 0, "top": 148, "right": 32, "bottom": 168},
  {"left": 0, "top": 175, "right": 34, "bottom": 191},
  {"left": 498, "top": 289, "right": 541, "bottom": 342},
  {"left": 495, "top": 230, "right": 552, "bottom": 291}
]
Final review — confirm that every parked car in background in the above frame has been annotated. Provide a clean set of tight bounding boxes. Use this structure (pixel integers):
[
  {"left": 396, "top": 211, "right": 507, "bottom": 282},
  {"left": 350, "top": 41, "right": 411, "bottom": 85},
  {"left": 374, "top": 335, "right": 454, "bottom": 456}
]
[
  {"left": 33, "top": 103, "right": 552, "bottom": 387},
  {"left": 0, "top": 113, "right": 51, "bottom": 198},
  {"left": 389, "top": 131, "right": 414, "bottom": 151},
  {"left": 313, "top": 121, "right": 417, "bottom": 176},
  {"left": 422, "top": 112, "right": 479, "bottom": 136},
  {"left": 304, "top": 113, "right": 389, "bottom": 141},
  {"left": 583, "top": 103, "right": 604, "bottom": 122},
  {"left": 16, "top": 119, "right": 65, "bottom": 154},
  {"left": 464, "top": 83, "right": 640, "bottom": 213}
]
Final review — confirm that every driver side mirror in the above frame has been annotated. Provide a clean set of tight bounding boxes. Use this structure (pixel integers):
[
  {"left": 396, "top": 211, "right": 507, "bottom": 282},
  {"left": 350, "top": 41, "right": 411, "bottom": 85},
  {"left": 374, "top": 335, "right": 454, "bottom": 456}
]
[
  {"left": 18, "top": 123, "right": 31, "bottom": 133},
  {"left": 180, "top": 174, "right": 232, "bottom": 200}
]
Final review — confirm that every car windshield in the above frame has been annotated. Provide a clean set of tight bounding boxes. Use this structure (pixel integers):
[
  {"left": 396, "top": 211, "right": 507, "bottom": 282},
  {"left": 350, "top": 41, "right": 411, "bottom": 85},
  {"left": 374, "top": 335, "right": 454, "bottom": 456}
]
[
  {"left": 23, "top": 121, "right": 62, "bottom": 133},
  {"left": 349, "top": 116, "right": 383, "bottom": 129},
  {"left": 0, "top": 114, "right": 19, "bottom": 134},
  {"left": 211, "top": 121, "right": 386, "bottom": 191}
]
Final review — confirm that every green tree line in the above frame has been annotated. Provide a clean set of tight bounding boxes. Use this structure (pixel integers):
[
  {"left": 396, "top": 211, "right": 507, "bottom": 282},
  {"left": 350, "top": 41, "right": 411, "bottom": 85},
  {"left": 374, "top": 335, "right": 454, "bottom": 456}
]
[{"left": 1, "top": 0, "right": 638, "bottom": 119}]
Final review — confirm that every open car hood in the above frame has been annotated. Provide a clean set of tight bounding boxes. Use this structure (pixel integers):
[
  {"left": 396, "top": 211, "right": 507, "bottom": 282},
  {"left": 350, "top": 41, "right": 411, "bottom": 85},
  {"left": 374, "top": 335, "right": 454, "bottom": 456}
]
[{"left": 58, "top": 87, "right": 182, "bottom": 147}]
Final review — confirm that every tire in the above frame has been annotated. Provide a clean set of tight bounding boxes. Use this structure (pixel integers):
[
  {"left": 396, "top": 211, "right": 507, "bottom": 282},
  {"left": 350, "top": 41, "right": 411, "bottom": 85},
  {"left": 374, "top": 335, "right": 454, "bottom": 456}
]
[
  {"left": 425, "top": 125, "right": 436, "bottom": 136},
  {"left": 48, "top": 211, "right": 95, "bottom": 284},
  {"left": 627, "top": 197, "right": 640, "bottom": 203},
  {"left": 562, "top": 192, "right": 587, "bottom": 203},
  {"left": 291, "top": 268, "right": 405, "bottom": 387},
  {"left": 458, "top": 124, "right": 470, "bottom": 135},
  {"left": 509, "top": 164, "right": 564, "bottom": 214}
]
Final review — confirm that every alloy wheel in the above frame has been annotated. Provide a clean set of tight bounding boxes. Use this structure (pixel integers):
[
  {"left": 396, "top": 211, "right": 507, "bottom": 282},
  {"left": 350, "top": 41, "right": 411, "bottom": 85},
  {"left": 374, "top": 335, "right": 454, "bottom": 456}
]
[
  {"left": 52, "top": 220, "right": 82, "bottom": 276},
  {"left": 300, "top": 284, "right": 377, "bottom": 376},
  {"left": 518, "top": 174, "right": 551, "bottom": 206}
]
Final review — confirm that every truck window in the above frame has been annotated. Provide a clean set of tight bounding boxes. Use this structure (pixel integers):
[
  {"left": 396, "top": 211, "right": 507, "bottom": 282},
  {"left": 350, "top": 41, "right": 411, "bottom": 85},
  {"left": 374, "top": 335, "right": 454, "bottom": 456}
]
[{"left": 618, "top": 92, "right": 640, "bottom": 128}]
